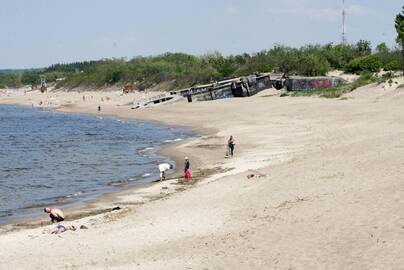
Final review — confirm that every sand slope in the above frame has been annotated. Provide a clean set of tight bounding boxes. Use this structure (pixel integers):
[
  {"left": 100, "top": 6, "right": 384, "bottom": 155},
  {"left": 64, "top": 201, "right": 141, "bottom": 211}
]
[{"left": 1, "top": 84, "right": 404, "bottom": 269}]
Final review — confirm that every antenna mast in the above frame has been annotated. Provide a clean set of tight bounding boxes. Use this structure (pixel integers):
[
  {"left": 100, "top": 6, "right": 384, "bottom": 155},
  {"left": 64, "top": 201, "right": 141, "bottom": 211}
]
[{"left": 342, "top": 0, "right": 347, "bottom": 45}]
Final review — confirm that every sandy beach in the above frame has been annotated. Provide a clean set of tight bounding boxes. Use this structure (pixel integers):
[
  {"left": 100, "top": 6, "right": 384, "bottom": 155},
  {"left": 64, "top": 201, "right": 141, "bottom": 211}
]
[{"left": 1, "top": 80, "right": 404, "bottom": 269}]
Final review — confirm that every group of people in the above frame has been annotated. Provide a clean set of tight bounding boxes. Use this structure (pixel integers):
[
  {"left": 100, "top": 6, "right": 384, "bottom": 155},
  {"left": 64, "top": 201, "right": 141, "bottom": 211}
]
[
  {"left": 43, "top": 207, "right": 77, "bottom": 234},
  {"left": 158, "top": 135, "right": 236, "bottom": 182},
  {"left": 43, "top": 136, "right": 236, "bottom": 234},
  {"left": 159, "top": 156, "right": 192, "bottom": 181}
]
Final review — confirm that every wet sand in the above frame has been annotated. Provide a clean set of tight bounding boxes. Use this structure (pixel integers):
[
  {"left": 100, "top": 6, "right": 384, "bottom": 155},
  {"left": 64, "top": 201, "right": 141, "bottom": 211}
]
[{"left": 1, "top": 79, "right": 404, "bottom": 269}]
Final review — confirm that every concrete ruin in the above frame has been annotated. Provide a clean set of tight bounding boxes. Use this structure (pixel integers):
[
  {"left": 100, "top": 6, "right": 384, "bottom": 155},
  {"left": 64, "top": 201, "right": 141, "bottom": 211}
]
[
  {"left": 131, "top": 73, "right": 346, "bottom": 108},
  {"left": 285, "top": 76, "right": 345, "bottom": 91},
  {"left": 132, "top": 93, "right": 183, "bottom": 109},
  {"left": 172, "top": 73, "right": 284, "bottom": 102}
]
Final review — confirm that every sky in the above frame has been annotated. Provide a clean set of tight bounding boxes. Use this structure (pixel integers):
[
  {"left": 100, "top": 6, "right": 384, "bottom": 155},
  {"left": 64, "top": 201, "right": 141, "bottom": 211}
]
[{"left": 0, "top": 0, "right": 402, "bottom": 69}]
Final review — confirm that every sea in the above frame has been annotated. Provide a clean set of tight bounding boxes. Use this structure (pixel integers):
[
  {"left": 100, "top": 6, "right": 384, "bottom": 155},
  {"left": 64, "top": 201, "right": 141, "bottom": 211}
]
[{"left": 0, "top": 105, "right": 192, "bottom": 224}]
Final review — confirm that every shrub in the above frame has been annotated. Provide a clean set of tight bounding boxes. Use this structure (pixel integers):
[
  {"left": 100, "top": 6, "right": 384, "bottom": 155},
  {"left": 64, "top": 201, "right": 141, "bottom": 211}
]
[
  {"left": 384, "top": 59, "right": 401, "bottom": 71},
  {"left": 345, "top": 55, "right": 382, "bottom": 73},
  {"left": 298, "top": 54, "right": 331, "bottom": 76}
]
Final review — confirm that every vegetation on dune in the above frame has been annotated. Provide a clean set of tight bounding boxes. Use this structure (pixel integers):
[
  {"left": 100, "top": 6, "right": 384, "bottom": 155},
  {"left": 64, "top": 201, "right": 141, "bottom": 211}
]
[
  {"left": 395, "top": 6, "right": 404, "bottom": 75},
  {"left": 0, "top": 41, "right": 401, "bottom": 91}
]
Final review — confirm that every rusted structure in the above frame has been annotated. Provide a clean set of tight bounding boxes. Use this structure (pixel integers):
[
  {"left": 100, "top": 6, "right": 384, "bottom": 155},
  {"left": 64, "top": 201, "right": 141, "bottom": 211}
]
[{"left": 123, "top": 83, "right": 134, "bottom": 94}]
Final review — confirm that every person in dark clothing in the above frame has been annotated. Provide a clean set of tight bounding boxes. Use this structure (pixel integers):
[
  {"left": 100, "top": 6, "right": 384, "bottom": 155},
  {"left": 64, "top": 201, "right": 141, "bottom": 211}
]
[
  {"left": 228, "top": 136, "right": 235, "bottom": 157},
  {"left": 184, "top": 157, "right": 192, "bottom": 180},
  {"left": 184, "top": 157, "right": 190, "bottom": 173}
]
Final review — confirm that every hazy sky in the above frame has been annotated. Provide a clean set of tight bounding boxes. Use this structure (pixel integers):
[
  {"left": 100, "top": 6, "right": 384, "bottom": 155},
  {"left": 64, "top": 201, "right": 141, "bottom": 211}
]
[{"left": 0, "top": 0, "right": 402, "bottom": 69}]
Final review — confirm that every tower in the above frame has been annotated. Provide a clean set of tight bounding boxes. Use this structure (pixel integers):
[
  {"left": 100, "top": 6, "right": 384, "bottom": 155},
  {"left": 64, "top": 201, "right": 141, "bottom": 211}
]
[{"left": 342, "top": 0, "right": 347, "bottom": 45}]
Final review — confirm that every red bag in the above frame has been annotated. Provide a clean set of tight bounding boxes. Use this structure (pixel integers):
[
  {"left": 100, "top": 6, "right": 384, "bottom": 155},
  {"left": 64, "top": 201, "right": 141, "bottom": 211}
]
[{"left": 184, "top": 169, "right": 192, "bottom": 180}]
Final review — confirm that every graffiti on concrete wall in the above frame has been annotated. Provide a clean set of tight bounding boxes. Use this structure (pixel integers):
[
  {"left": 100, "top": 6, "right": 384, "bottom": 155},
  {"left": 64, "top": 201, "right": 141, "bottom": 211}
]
[
  {"left": 310, "top": 79, "right": 332, "bottom": 89},
  {"left": 286, "top": 77, "right": 342, "bottom": 91}
]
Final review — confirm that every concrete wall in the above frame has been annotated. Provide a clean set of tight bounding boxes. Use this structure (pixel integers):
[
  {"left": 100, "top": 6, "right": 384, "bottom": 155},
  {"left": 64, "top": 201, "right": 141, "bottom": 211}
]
[
  {"left": 286, "top": 76, "right": 344, "bottom": 91},
  {"left": 193, "top": 87, "right": 233, "bottom": 101}
]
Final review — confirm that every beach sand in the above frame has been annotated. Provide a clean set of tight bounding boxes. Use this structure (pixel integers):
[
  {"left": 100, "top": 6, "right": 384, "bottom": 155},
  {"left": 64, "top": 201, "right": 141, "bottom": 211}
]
[{"left": 1, "top": 82, "right": 404, "bottom": 269}]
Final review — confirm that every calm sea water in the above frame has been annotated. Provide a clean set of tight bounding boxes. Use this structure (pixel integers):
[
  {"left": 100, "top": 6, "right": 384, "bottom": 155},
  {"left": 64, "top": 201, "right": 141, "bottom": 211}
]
[{"left": 0, "top": 105, "right": 192, "bottom": 223}]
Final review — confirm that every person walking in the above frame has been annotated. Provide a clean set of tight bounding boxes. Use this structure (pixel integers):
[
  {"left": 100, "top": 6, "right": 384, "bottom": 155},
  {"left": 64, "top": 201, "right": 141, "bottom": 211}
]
[{"left": 227, "top": 135, "right": 235, "bottom": 157}]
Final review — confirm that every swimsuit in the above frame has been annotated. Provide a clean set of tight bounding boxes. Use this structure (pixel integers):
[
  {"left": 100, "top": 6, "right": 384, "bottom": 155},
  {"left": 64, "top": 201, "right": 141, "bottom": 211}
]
[{"left": 50, "top": 214, "right": 64, "bottom": 223}]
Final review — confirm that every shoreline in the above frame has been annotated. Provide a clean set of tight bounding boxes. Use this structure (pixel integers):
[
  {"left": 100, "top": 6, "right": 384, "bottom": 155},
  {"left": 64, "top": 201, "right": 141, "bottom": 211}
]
[{"left": 0, "top": 102, "right": 209, "bottom": 233}]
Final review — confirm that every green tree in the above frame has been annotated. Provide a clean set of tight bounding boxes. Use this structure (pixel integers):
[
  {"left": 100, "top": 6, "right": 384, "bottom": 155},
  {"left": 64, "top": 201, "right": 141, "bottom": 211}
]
[
  {"left": 355, "top": 40, "right": 372, "bottom": 57},
  {"left": 395, "top": 6, "right": 404, "bottom": 74},
  {"left": 376, "top": 42, "right": 389, "bottom": 54},
  {"left": 21, "top": 72, "right": 40, "bottom": 85}
]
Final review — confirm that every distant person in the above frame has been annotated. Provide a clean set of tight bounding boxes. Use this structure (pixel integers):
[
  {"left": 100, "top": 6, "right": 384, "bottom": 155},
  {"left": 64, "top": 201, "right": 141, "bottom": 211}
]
[
  {"left": 184, "top": 157, "right": 192, "bottom": 181},
  {"left": 44, "top": 207, "right": 65, "bottom": 223},
  {"left": 184, "top": 157, "right": 190, "bottom": 173},
  {"left": 158, "top": 163, "right": 173, "bottom": 181},
  {"left": 98, "top": 105, "right": 101, "bottom": 112},
  {"left": 227, "top": 136, "right": 235, "bottom": 157}
]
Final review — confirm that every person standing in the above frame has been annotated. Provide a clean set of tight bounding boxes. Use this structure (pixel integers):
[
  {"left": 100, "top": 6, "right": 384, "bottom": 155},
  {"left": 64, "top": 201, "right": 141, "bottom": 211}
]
[
  {"left": 228, "top": 136, "right": 235, "bottom": 157},
  {"left": 184, "top": 157, "right": 192, "bottom": 180},
  {"left": 158, "top": 163, "right": 173, "bottom": 181},
  {"left": 184, "top": 157, "right": 190, "bottom": 173}
]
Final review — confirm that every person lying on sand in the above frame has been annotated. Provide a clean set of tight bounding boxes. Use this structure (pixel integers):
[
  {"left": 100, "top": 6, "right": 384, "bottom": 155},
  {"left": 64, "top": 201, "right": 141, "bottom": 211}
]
[
  {"left": 44, "top": 207, "right": 65, "bottom": 223},
  {"left": 51, "top": 224, "right": 76, "bottom": 234}
]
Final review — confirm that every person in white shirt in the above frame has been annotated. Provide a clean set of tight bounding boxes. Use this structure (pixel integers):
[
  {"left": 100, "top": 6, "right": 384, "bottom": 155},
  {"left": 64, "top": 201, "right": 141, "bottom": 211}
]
[{"left": 158, "top": 163, "right": 173, "bottom": 181}]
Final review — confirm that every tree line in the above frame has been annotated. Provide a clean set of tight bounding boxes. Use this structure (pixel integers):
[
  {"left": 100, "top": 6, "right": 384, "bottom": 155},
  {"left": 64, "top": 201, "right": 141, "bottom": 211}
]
[
  {"left": 0, "top": 41, "right": 400, "bottom": 90},
  {"left": 1, "top": 5, "right": 403, "bottom": 90}
]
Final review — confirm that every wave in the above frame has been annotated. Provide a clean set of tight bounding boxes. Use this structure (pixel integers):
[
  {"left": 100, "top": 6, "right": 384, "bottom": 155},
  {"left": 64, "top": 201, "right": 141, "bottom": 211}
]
[{"left": 163, "top": 138, "right": 183, "bottom": 143}]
